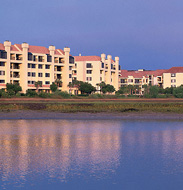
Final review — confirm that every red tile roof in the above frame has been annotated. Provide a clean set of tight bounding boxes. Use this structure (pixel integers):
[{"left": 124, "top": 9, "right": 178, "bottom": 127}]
[
  {"left": 57, "top": 49, "right": 65, "bottom": 55},
  {"left": 11, "top": 45, "right": 20, "bottom": 51},
  {"left": 120, "top": 69, "right": 167, "bottom": 78},
  {"left": 0, "top": 43, "right": 5, "bottom": 50},
  {"left": 74, "top": 56, "right": 101, "bottom": 62},
  {"left": 15, "top": 44, "right": 50, "bottom": 54},
  {"left": 164, "top": 67, "right": 183, "bottom": 73}
]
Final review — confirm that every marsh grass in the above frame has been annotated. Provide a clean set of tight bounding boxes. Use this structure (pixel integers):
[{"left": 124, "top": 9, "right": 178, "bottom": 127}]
[{"left": 0, "top": 102, "right": 183, "bottom": 113}]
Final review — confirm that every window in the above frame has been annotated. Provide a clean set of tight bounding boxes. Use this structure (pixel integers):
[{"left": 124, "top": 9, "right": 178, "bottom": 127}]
[
  {"left": 121, "top": 79, "right": 126, "bottom": 83},
  {"left": 32, "top": 72, "right": 36, "bottom": 77},
  {"left": 33, "top": 55, "right": 36, "bottom": 62},
  {"left": 0, "top": 62, "right": 5, "bottom": 66},
  {"left": 28, "top": 53, "right": 33, "bottom": 61},
  {"left": 45, "top": 65, "right": 50, "bottom": 69},
  {"left": 69, "top": 56, "right": 74, "bottom": 64},
  {"left": 171, "top": 73, "right": 176, "bottom": 77},
  {"left": 101, "top": 62, "right": 104, "bottom": 68},
  {"left": 171, "top": 79, "right": 176, "bottom": 83},
  {"left": 86, "top": 77, "right": 92, "bottom": 81},
  {"left": 69, "top": 66, "right": 72, "bottom": 70},
  {"left": 100, "top": 71, "right": 102, "bottom": 74},
  {"left": 28, "top": 63, "right": 31, "bottom": 68},
  {"left": 87, "top": 70, "right": 92, "bottom": 74},
  {"left": 47, "top": 55, "right": 52, "bottom": 62},
  {"left": 38, "top": 64, "right": 43, "bottom": 69},
  {"left": 0, "top": 80, "right": 5, "bottom": 83},
  {"left": 128, "top": 79, "right": 133, "bottom": 83},
  {"left": 0, "top": 71, "right": 5, "bottom": 75},
  {"left": 28, "top": 72, "right": 31, "bottom": 77},
  {"left": 28, "top": 81, "right": 31, "bottom": 84},
  {"left": 31, "top": 81, "right": 35, "bottom": 84},
  {"left": 38, "top": 73, "right": 43, "bottom": 77},
  {"left": 45, "top": 73, "right": 50, "bottom": 77},
  {"left": 69, "top": 74, "right": 72, "bottom": 78},
  {"left": 100, "top": 77, "right": 102, "bottom": 81},
  {"left": 45, "top": 81, "right": 50, "bottom": 85},
  {"left": 0, "top": 50, "right": 7, "bottom": 59},
  {"left": 86, "top": 63, "right": 92, "bottom": 68},
  {"left": 38, "top": 56, "right": 44, "bottom": 62},
  {"left": 32, "top": 64, "right": 36, "bottom": 68}
]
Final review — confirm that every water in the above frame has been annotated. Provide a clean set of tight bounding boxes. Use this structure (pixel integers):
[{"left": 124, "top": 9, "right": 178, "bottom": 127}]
[{"left": 0, "top": 119, "right": 183, "bottom": 190}]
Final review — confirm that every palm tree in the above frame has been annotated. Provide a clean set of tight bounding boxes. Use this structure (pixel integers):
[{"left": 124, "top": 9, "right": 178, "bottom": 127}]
[
  {"left": 55, "top": 79, "right": 62, "bottom": 87},
  {"left": 127, "top": 85, "right": 134, "bottom": 95},
  {"left": 96, "top": 82, "right": 106, "bottom": 94},
  {"left": 34, "top": 81, "right": 42, "bottom": 93}
]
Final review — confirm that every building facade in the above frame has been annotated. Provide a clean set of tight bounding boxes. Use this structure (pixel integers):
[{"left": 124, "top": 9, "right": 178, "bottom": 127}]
[
  {"left": 73, "top": 54, "right": 120, "bottom": 92},
  {"left": 0, "top": 41, "right": 74, "bottom": 93},
  {"left": 119, "top": 69, "right": 167, "bottom": 94},
  {"left": 163, "top": 67, "right": 183, "bottom": 88},
  {"left": 0, "top": 41, "right": 119, "bottom": 93}
]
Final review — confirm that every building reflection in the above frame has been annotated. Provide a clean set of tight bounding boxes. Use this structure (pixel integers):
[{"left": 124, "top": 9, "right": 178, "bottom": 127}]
[{"left": 0, "top": 120, "right": 121, "bottom": 183}]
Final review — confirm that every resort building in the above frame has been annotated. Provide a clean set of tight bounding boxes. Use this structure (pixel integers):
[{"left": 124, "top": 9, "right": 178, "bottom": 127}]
[
  {"left": 119, "top": 69, "right": 167, "bottom": 94},
  {"left": 72, "top": 54, "right": 120, "bottom": 92},
  {"left": 0, "top": 41, "right": 74, "bottom": 93},
  {"left": 0, "top": 40, "right": 119, "bottom": 94},
  {"left": 163, "top": 67, "right": 183, "bottom": 88}
]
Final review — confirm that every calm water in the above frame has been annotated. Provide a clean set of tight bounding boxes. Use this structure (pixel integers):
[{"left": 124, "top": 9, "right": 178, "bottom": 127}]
[{"left": 0, "top": 119, "right": 183, "bottom": 190}]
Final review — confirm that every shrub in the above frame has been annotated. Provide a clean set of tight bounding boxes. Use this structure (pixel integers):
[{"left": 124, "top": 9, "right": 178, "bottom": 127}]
[
  {"left": 6, "top": 83, "right": 22, "bottom": 95},
  {"left": 53, "top": 91, "right": 71, "bottom": 98},
  {"left": 89, "top": 93, "right": 103, "bottom": 99},
  {"left": 26, "top": 89, "right": 38, "bottom": 97},
  {"left": 173, "top": 86, "right": 183, "bottom": 98},
  {"left": 38, "top": 92, "right": 51, "bottom": 98},
  {"left": 50, "top": 82, "right": 58, "bottom": 92}
]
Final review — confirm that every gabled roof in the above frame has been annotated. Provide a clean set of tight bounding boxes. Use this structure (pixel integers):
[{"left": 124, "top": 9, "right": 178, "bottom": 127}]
[
  {"left": 120, "top": 69, "right": 167, "bottom": 78},
  {"left": 15, "top": 44, "right": 50, "bottom": 54},
  {"left": 57, "top": 49, "right": 65, "bottom": 55},
  {"left": 74, "top": 56, "right": 101, "bottom": 62},
  {"left": 11, "top": 45, "right": 20, "bottom": 51},
  {"left": 164, "top": 67, "right": 183, "bottom": 73}
]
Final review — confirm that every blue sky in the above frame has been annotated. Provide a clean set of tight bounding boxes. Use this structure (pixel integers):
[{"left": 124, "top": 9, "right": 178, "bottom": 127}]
[{"left": 1, "top": 0, "right": 183, "bottom": 70}]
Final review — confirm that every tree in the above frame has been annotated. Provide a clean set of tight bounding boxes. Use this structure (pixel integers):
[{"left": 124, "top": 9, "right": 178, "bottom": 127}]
[
  {"left": 149, "top": 86, "right": 159, "bottom": 98},
  {"left": 6, "top": 83, "right": 22, "bottom": 95},
  {"left": 55, "top": 79, "right": 62, "bottom": 87},
  {"left": 34, "top": 81, "right": 42, "bottom": 93},
  {"left": 173, "top": 85, "right": 183, "bottom": 98},
  {"left": 79, "top": 82, "right": 96, "bottom": 94},
  {"left": 96, "top": 82, "right": 115, "bottom": 94},
  {"left": 105, "top": 84, "right": 115, "bottom": 94},
  {"left": 127, "top": 85, "right": 134, "bottom": 95},
  {"left": 96, "top": 82, "right": 106, "bottom": 93},
  {"left": 50, "top": 82, "right": 57, "bottom": 92}
]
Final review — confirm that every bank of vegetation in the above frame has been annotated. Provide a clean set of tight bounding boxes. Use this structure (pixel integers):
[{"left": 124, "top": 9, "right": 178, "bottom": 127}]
[{"left": 1, "top": 81, "right": 183, "bottom": 99}]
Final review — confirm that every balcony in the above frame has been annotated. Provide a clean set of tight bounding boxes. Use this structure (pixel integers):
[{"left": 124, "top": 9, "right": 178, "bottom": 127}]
[{"left": 10, "top": 64, "right": 20, "bottom": 70}]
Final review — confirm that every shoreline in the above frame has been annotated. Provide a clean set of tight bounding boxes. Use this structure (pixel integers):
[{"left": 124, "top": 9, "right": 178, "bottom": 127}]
[{"left": 0, "top": 110, "right": 183, "bottom": 120}]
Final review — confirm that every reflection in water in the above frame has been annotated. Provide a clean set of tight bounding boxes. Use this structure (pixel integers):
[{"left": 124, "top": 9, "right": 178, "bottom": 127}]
[
  {"left": 0, "top": 120, "right": 121, "bottom": 188},
  {"left": 1, "top": 120, "right": 183, "bottom": 189}
]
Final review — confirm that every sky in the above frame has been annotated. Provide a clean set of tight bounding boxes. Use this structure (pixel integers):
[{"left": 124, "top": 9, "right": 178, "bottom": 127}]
[{"left": 0, "top": 0, "right": 183, "bottom": 70}]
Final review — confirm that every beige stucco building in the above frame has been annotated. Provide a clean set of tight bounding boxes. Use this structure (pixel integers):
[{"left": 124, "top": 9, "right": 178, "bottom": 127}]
[
  {"left": 163, "top": 67, "right": 183, "bottom": 88},
  {"left": 0, "top": 41, "right": 74, "bottom": 93},
  {"left": 73, "top": 54, "right": 120, "bottom": 93},
  {"left": 119, "top": 69, "right": 167, "bottom": 94},
  {"left": 0, "top": 41, "right": 119, "bottom": 94}
]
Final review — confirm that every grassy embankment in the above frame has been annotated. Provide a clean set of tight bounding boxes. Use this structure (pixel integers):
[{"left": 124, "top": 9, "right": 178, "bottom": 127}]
[{"left": 0, "top": 99, "right": 183, "bottom": 113}]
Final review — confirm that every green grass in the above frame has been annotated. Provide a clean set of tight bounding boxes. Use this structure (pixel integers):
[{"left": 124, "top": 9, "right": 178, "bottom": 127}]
[{"left": 0, "top": 101, "right": 183, "bottom": 113}]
